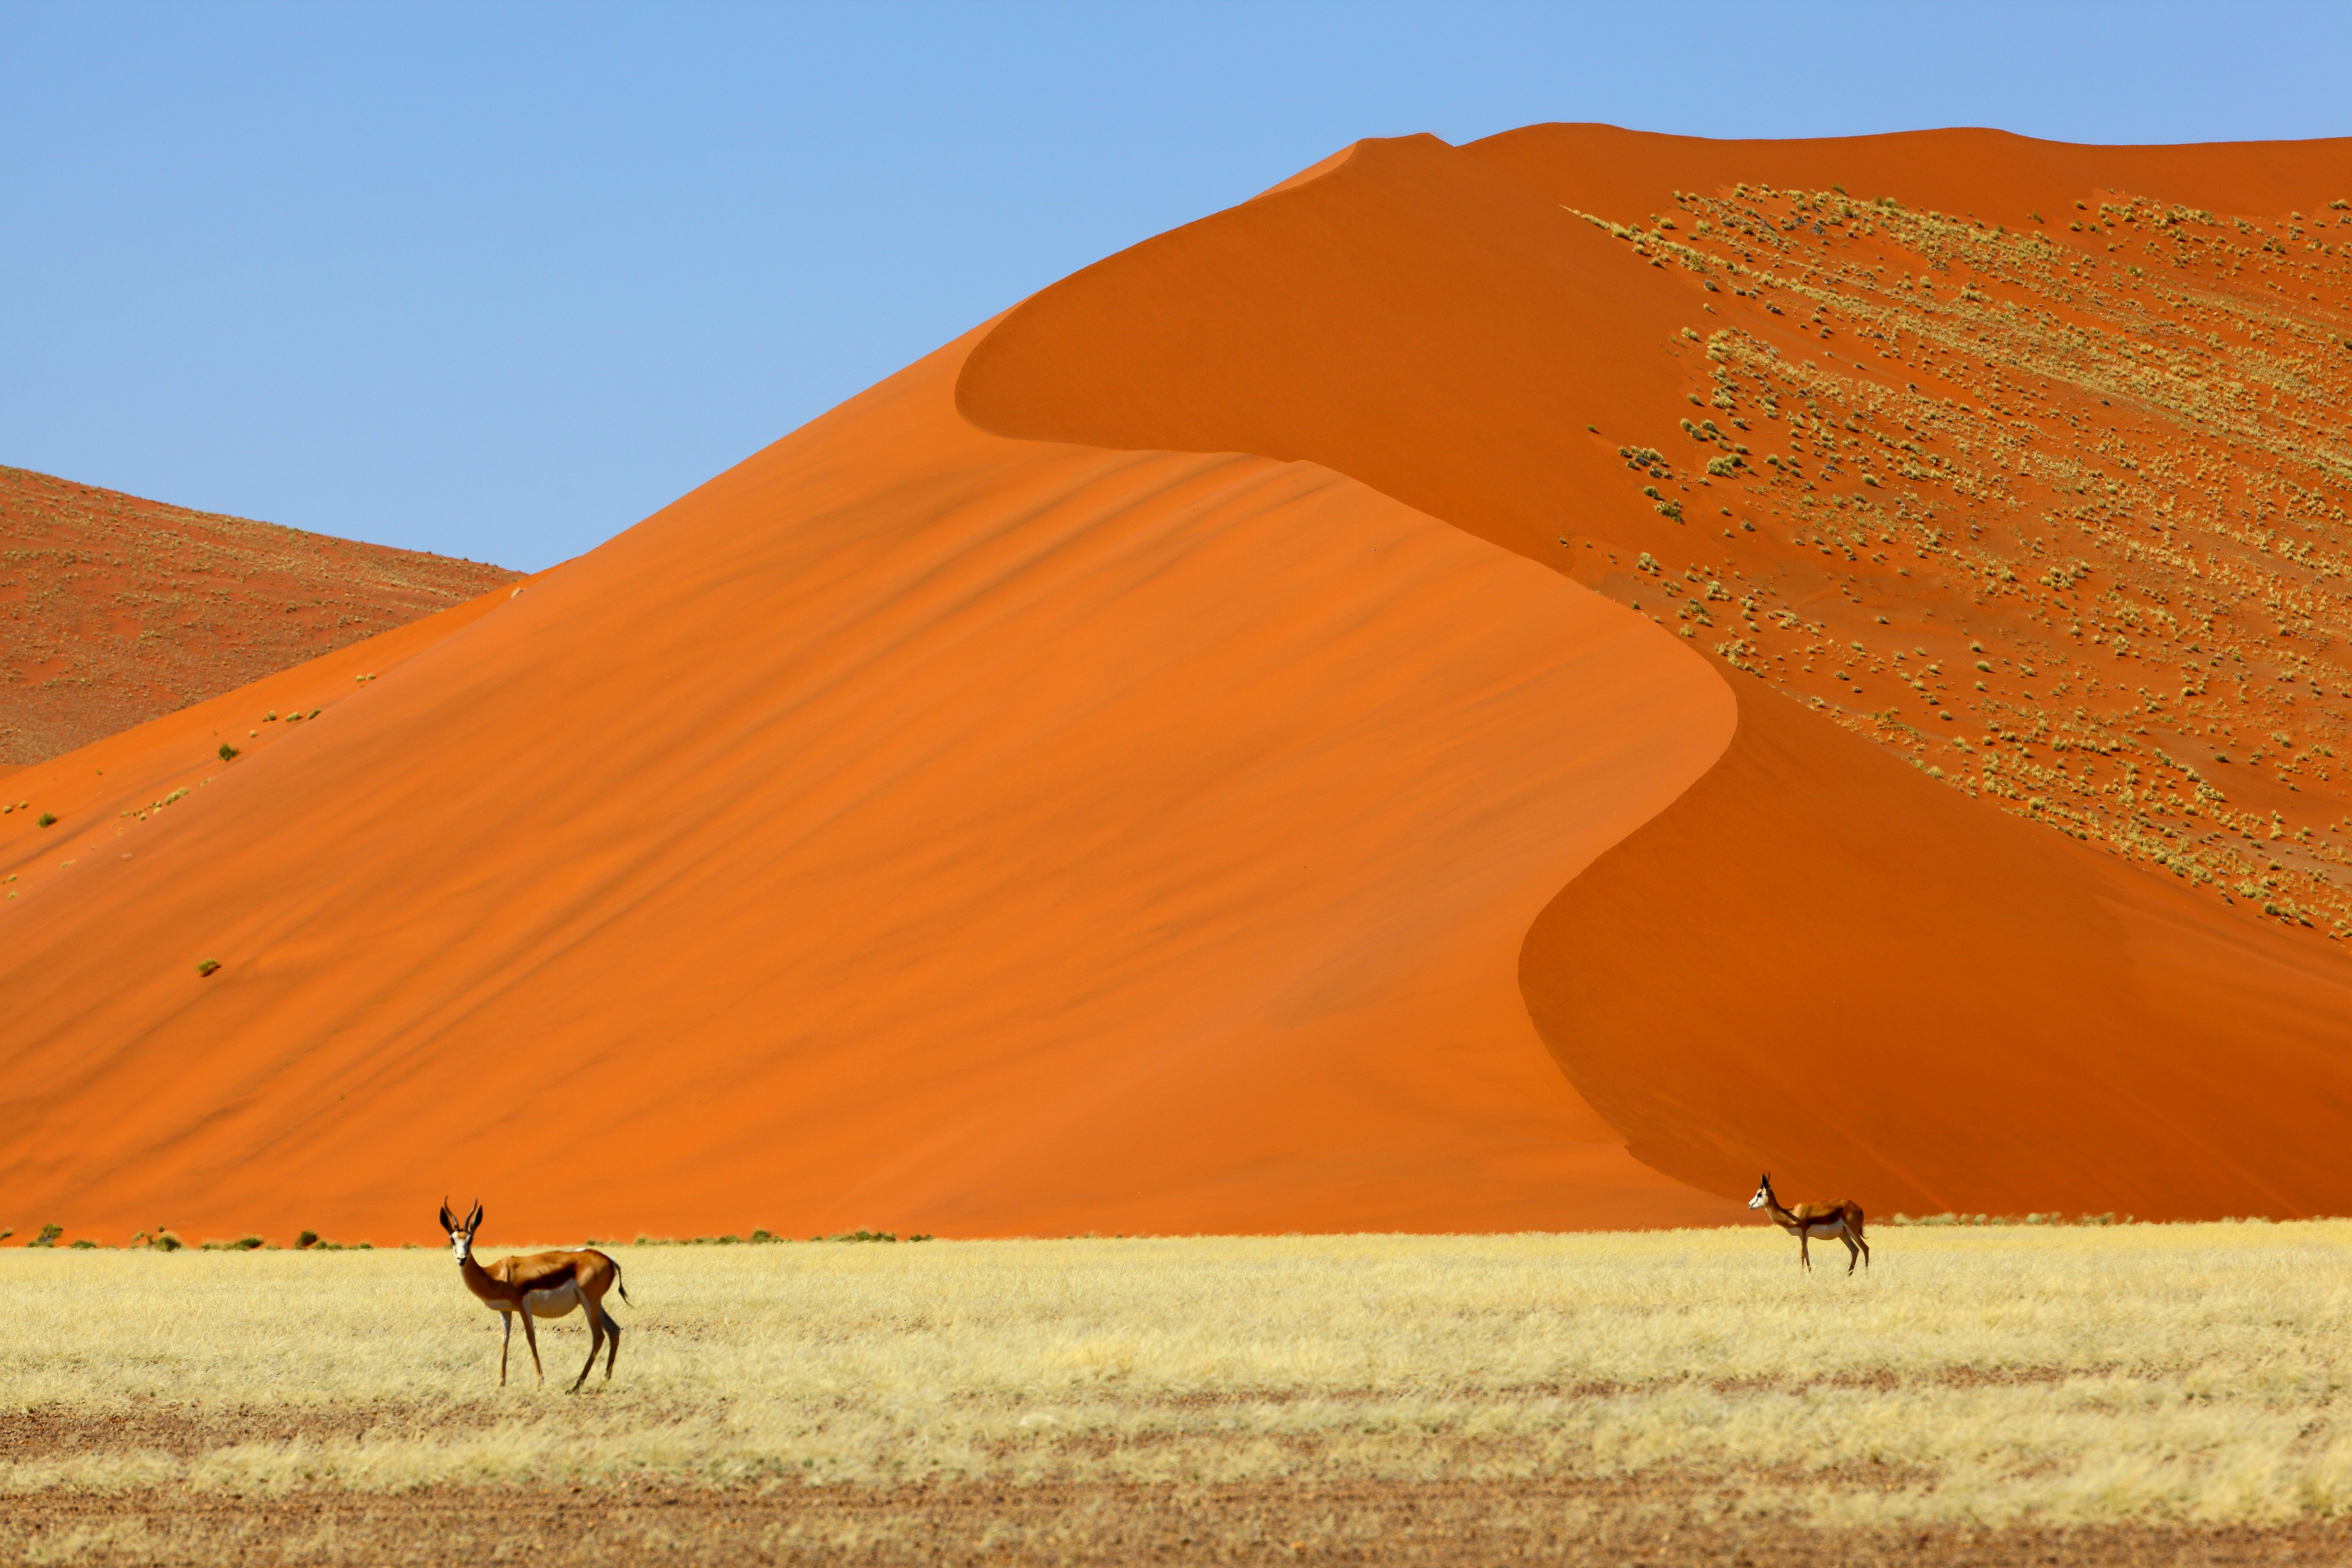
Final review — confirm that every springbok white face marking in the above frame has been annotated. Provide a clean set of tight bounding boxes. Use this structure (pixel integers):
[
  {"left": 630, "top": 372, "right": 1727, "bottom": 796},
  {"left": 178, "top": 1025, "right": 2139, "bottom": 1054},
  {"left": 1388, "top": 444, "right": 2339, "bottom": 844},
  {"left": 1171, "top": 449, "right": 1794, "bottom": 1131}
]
[
  {"left": 1749, "top": 1180, "right": 1772, "bottom": 1210},
  {"left": 450, "top": 1228, "right": 472, "bottom": 1263}
]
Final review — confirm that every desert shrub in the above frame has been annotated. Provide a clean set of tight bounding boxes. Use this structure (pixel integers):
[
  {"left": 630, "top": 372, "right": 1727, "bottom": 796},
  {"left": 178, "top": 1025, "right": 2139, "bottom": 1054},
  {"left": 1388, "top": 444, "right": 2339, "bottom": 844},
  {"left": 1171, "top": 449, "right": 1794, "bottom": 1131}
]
[
  {"left": 196, "top": 960, "right": 221, "bottom": 978},
  {"left": 31, "top": 1224, "right": 64, "bottom": 1248},
  {"left": 37, "top": 812, "right": 57, "bottom": 828},
  {"left": 217, "top": 743, "right": 239, "bottom": 762}
]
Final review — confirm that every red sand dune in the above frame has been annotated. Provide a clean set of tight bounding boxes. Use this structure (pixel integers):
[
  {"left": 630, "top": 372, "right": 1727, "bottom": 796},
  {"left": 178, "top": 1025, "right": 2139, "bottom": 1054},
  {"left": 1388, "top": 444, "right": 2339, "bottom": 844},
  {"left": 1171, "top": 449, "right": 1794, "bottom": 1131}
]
[
  {"left": 0, "top": 326, "right": 1736, "bottom": 1244},
  {"left": 0, "top": 464, "right": 518, "bottom": 765},
  {"left": 940, "top": 129, "right": 2352, "bottom": 1222},
  {"left": 7, "top": 124, "right": 2352, "bottom": 1243}
]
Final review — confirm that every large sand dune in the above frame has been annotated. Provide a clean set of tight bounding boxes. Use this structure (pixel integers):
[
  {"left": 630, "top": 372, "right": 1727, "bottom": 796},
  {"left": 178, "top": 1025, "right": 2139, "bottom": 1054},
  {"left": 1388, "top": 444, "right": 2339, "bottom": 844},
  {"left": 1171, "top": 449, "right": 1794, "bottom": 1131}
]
[
  {"left": 6, "top": 124, "right": 2351, "bottom": 1242},
  {"left": 967, "top": 130, "right": 2352, "bottom": 1220},
  {"left": 0, "top": 325, "right": 1735, "bottom": 1243}
]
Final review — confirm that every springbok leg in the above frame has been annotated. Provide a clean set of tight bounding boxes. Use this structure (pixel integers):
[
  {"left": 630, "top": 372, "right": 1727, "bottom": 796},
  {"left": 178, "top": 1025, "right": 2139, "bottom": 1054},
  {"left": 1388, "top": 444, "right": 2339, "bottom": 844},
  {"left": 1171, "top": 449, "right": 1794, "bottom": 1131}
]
[
  {"left": 601, "top": 1299, "right": 622, "bottom": 1381},
  {"left": 570, "top": 1289, "right": 603, "bottom": 1393},
  {"left": 499, "top": 1311, "right": 513, "bottom": 1386},
  {"left": 518, "top": 1305, "right": 545, "bottom": 1385}
]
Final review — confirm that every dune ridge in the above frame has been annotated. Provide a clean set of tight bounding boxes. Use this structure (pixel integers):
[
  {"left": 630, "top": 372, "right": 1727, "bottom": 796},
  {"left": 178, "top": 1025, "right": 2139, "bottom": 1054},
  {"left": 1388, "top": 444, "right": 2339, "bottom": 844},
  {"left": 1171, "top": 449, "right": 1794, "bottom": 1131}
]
[
  {"left": 0, "top": 320, "right": 1736, "bottom": 1244},
  {"left": 963, "top": 128, "right": 2352, "bottom": 1218},
  {"left": 1466, "top": 123, "right": 2352, "bottom": 246}
]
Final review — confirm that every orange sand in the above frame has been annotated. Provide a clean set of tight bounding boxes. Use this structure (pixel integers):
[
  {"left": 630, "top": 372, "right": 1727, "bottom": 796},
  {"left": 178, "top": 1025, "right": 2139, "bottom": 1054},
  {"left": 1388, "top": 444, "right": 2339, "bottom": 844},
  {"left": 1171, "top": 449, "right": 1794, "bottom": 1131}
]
[
  {"left": 1526, "top": 683, "right": 2352, "bottom": 1220},
  {"left": 1466, "top": 123, "right": 2352, "bottom": 249},
  {"left": 965, "top": 130, "right": 2352, "bottom": 1220},
  {"left": 0, "top": 325, "right": 1735, "bottom": 1244},
  {"left": 8, "top": 123, "right": 2352, "bottom": 1243}
]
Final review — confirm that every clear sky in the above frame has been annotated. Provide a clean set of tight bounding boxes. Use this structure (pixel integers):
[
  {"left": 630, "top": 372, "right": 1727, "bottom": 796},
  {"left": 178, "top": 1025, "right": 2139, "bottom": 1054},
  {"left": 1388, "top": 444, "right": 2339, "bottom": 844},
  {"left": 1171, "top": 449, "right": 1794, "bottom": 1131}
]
[{"left": 5, "top": 3, "right": 2347, "bottom": 571}]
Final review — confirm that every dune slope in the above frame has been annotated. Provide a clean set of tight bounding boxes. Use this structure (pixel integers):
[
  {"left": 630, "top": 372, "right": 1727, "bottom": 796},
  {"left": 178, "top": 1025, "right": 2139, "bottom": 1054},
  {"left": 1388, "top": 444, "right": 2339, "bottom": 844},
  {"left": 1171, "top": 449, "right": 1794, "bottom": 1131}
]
[
  {"left": 1525, "top": 682, "right": 2352, "bottom": 1220},
  {"left": 12, "top": 122, "right": 2350, "bottom": 1240},
  {"left": 0, "top": 464, "right": 518, "bottom": 765},
  {"left": 0, "top": 325, "right": 1736, "bottom": 1244},
  {"left": 963, "top": 130, "right": 2352, "bottom": 1217}
]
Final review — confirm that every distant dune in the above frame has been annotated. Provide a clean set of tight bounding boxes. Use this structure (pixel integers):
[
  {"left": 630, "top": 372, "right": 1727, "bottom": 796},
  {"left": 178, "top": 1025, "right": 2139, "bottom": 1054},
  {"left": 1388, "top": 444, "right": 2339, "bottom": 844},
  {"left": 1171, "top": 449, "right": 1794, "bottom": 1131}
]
[
  {"left": 0, "top": 465, "right": 519, "bottom": 764},
  {"left": 5, "top": 125, "right": 2351, "bottom": 1244}
]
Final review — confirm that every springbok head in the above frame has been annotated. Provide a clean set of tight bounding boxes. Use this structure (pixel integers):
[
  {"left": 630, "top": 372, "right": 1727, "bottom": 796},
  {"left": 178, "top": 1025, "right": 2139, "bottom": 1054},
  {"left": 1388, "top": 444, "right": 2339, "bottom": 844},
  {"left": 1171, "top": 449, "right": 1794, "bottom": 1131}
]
[
  {"left": 1747, "top": 1173, "right": 1774, "bottom": 1211},
  {"left": 438, "top": 1197, "right": 483, "bottom": 1263}
]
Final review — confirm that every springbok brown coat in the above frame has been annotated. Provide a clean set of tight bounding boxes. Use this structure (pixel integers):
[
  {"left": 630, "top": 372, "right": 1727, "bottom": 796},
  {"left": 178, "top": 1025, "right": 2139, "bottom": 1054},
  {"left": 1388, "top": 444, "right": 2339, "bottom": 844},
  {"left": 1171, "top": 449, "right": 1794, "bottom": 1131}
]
[
  {"left": 1748, "top": 1173, "right": 1869, "bottom": 1274},
  {"left": 438, "top": 1199, "right": 629, "bottom": 1389}
]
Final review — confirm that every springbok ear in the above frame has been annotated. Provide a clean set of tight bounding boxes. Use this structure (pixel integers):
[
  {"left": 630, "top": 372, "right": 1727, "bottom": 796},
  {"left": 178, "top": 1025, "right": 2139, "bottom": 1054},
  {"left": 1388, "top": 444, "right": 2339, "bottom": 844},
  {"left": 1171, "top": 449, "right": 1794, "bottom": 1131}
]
[
  {"left": 438, "top": 1198, "right": 454, "bottom": 1232},
  {"left": 467, "top": 1200, "right": 484, "bottom": 1233}
]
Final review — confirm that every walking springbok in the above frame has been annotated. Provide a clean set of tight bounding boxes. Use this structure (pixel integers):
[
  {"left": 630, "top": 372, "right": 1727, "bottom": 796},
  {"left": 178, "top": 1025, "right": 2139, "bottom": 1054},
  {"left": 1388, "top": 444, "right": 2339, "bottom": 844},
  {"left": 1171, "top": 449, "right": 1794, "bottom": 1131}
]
[
  {"left": 437, "top": 1199, "right": 629, "bottom": 1390},
  {"left": 1748, "top": 1173, "right": 1870, "bottom": 1274}
]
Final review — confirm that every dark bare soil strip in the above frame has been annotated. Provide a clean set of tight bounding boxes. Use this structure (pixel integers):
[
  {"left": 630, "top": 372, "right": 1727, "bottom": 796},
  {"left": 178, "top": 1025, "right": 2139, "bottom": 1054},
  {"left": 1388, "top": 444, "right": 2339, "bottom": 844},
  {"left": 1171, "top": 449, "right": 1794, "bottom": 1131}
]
[
  {"left": 4, "top": 1483, "right": 2346, "bottom": 1567},
  {"left": 1138, "top": 1364, "right": 2117, "bottom": 1408},
  {"left": 0, "top": 1402, "right": 515, "bottom": 1463}
]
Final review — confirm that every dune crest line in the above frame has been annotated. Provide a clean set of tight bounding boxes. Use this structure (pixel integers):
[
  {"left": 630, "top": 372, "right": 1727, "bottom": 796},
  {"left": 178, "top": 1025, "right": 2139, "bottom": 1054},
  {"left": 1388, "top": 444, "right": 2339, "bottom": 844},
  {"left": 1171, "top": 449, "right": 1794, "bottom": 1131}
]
[
  {"left": 962, "top": 126, "right": 2352, "bottom": 1219},
  {"left": 0, "top": 313, "right": 1735, "bottom": 1242}
]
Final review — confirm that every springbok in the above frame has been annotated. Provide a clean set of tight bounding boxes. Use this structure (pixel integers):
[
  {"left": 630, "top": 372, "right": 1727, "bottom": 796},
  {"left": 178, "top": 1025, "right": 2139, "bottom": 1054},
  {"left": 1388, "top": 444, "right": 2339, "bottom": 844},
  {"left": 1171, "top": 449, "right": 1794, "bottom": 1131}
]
[
  {"left": 1748, "top": 1173, "right": 1870, "bottom": 1274},
  {"left": 437, "top": 1199, "right": 629, "bottom": 1390}
]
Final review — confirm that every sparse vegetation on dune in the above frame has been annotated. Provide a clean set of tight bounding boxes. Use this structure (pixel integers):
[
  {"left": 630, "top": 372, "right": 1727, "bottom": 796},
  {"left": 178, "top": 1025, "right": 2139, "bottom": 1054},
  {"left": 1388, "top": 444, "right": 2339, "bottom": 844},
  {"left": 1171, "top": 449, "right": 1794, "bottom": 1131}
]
[
  {"left": 1575, "top": 178, "right": 2352, "bottom": 938},
  {"left": 4, "top": 1223, "right": 2350, "bottom": 1560},
  {"left": 0, "top": 464, "right": 519, "bottom": 767}
]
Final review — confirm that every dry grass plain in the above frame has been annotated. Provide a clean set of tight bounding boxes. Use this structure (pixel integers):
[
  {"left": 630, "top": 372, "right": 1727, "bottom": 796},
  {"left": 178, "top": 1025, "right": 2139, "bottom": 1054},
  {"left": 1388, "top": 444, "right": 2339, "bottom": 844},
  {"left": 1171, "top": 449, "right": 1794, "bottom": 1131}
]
[{"left": 3, "top": 1223, "right": 2349, "bottom": 1565}]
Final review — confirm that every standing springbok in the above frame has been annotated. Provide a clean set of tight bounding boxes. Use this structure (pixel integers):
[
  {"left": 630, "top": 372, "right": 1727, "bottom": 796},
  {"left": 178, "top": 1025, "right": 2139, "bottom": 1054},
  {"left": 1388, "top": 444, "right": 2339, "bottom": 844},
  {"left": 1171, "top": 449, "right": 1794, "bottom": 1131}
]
[
  {"left": 438, "top": 1199, "right": 629, "bottom": 1390},
  {"left": 1748, "top": 1173, "right": 1870, "bottom": 1274}
]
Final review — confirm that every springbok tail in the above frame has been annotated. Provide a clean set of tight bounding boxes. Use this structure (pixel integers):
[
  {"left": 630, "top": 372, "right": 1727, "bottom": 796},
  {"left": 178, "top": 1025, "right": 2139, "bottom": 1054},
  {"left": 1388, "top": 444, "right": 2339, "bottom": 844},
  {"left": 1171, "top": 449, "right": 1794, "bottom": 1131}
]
[{"left": 610, "top": 1255, "right": 629, "bottom": 1305}]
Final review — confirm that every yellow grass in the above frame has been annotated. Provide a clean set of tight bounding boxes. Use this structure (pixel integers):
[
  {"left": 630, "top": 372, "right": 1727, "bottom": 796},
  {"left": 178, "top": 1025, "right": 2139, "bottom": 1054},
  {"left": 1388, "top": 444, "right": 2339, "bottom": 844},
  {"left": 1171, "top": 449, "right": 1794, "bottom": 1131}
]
[{"left": 4, "top": 1222, "right": 2349, "bottom": 1526}]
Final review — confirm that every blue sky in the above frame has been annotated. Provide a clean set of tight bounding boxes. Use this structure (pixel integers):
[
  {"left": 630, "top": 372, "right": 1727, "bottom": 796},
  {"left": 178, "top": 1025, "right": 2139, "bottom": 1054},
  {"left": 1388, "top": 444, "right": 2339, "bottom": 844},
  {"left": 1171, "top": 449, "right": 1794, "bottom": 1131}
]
[{"left": 5, "top": 3, "right": 2347, "bottom": 570}]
